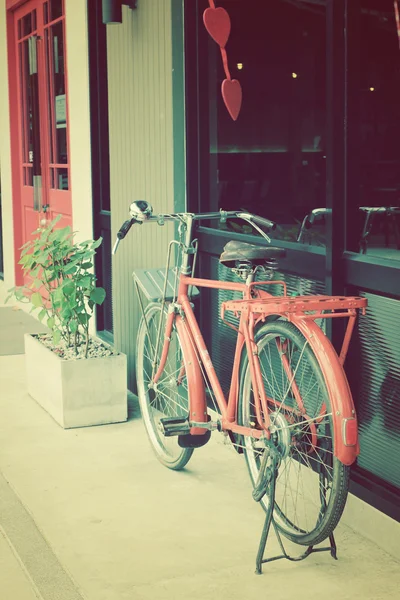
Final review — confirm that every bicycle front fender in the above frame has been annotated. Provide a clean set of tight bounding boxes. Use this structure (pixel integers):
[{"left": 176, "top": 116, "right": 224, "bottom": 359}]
[
  {"left": 291, "top": 316, "right": 359, "bottom": 466},
  {"left": 175, "top": 315, "right": 208, "bottom": 436}
]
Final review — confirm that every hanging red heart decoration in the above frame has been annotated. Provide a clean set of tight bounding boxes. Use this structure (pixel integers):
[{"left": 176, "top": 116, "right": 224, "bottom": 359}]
[
  {"left": 203, "top": 7, "right": 231, "bottom": 49},
  {"left": 221, "top": 79, "right": 242, "bottom": 121}
]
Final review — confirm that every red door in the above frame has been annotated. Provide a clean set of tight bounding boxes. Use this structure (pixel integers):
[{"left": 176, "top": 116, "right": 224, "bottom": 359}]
[{"left": 10, "top": 0, "right": 72, "bottom": 284}]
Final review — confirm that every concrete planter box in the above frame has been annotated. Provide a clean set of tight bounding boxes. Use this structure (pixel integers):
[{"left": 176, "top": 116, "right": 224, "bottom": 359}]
[{"left": 25, "top": 333, "right": 128, "bottom": 429}]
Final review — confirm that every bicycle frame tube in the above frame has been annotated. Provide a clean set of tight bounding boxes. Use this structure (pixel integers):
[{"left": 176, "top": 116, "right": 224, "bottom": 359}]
[
  {"left": 154, "top": 271, "right": 360, "bottom": 464},
  {"left": 176, "top": 275, "right": 273, "bottom": 437}
]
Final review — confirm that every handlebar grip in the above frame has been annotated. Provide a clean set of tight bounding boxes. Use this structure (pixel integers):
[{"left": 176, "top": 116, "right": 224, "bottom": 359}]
[
  {"left": 117, "top": 218, "right": 135, "bottom": 240},
  {"left": 250, "top": 214, "right": 276, "bottom": 231},
  {"left": 307, "top": 209, "right": 328, "bottom": 225}
]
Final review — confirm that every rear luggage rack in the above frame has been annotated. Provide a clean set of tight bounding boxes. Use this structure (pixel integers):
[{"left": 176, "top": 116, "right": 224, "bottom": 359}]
[{"left": 221, "top": 295, "right": 367, "bottom": 320}]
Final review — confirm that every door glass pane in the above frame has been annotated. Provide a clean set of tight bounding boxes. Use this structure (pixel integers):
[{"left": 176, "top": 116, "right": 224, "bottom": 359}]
[
  {"left": 44, "top": 28, "right": 54, "bottom": 164},
  {"left": 19, "top": 10, "right": 37, "bottom": 39},
  {"left": 21, "top": 13, "right": 33, "bottom": 37},
  {"left": 19, "top": 39, "right": 34, "bottom": 173},
  {"left": 49, "top": 0, "right": 63, "bottom": 22},
  {"left": 45, "top": 17, "right": 69, "bottom": 189},
  {"left": 195, "top": 0, "right": 327, "bottom": 247},
  {"left": 347, "top": 1, "right": 400, "bottom": 261},
  {"left": 26, "top": 167, "right": 33, "bottom": 186},
  {"left": 57, "top": 168, "right": 68, "bottom": 190}
]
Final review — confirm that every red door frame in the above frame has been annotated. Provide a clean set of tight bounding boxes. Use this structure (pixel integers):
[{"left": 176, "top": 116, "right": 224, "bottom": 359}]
[
  {"left": 6, "top": 0, "right": 72, "bottom": 285},
  {"left": 6, "top": 6, "right": 23, "bottom": 284}
]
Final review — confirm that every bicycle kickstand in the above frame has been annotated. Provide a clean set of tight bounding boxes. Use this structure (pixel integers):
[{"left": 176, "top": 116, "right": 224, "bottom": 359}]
[{"left": 254, "top": 452, "right": 338, "bottom": 575}]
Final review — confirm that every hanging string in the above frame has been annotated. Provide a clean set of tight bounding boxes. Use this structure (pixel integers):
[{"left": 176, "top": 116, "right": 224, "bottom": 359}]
[{"left": 220, "top": 48, "right": 231, "bottom": 81}]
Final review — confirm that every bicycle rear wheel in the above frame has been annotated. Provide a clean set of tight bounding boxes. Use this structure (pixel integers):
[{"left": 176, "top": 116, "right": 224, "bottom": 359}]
[
  {"left": 239, "top": 320, "right": 350, "bottom": 546},
  {"left": 136, "top": 302, "right": 193, "bottom": 470}
]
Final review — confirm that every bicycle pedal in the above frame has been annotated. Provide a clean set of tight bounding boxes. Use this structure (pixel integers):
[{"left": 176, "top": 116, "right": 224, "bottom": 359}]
[
  {"left": 160, "top": 417, "right": 190, "bottom": 437},
  {"left": 178, "top": 430, "right": 211, "bottom": 448}
]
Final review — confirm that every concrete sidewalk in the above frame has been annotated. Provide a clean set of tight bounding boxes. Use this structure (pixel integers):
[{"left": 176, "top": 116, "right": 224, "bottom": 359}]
[{"left": 0, "top": 326, "right": 399, "bottom": 598}]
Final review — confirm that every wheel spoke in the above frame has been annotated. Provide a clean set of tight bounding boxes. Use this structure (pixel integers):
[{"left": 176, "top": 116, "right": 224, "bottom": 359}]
[
  {"left": 136, "top": 304, "right": 193, "bottom": 470},
  {"left": 239, "top": 321, "right": 349, "bottom": 545}
]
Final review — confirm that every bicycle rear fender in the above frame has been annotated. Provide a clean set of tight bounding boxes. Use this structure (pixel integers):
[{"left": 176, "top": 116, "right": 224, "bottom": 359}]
[
  {"left": 175, "top": 315, "right": 208, "bottom": 436},
  {"left": 291, "top": 316, "right": 359, "bottom": 466}
]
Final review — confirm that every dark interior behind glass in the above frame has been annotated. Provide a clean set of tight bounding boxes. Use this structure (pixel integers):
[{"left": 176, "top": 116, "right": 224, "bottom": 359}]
[{"left": 199, "top": 0, "right": 327, "bottom": 245}]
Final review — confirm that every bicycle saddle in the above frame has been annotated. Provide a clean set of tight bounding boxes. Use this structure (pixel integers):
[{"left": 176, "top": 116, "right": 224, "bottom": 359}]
[{"left": 219, "top": 240, "right": 286, "bottom": 269}]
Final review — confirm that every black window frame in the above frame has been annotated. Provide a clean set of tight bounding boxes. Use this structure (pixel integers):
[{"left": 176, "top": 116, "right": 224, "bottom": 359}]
[{"left": 184, "top": 0, "right": 400, "bottom": 521}]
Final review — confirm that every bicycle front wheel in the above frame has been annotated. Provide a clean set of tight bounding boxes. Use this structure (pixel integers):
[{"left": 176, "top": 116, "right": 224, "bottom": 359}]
[
  {"left": 136, "top": 302, "right": 193, "bottom": 470},
  {"left": 239, "top": 320, "right": 350, "bottom": 546}
]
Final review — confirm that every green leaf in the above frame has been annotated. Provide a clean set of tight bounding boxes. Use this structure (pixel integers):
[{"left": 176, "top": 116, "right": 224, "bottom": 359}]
[
  {"left": 53, "top": 329, "right": 61, "bottom": 345},
  {"left": 51, "top": 214, "right": 63, "bottom": 226},
  {"left": 62, "top": 281, "right": 75, "bottom": 297},
  {"left": 91, "top": 237, "right": 103, "bottom": 250},
  {"left": 80, "top": 262, "right": 93, "bottom": 270},
  {"left": 31, "top": 292, "right": 43, "bottom": 308},
  {"left": 63, "top": 264, "right": 77, "bottom": 275},
  {"left": 14, "top": 288, "right": 29, "bottom": 302},
  {"left": 38, "top": 309, "right": 47, "bottom": 322},
  {"left": 14, "top": 287, "right": 26, "bottom": 300},
  {"left": 60, "top": 306, "right": 72, "bottom": 320},
  {"left": 47, "top": 317, "right": 55, "bottom": 329},
  {"left": 52, "top": 287, "right": 64, "bottom": 303},
  {"left": 78, "top": 276, "right": 92, "bottom": 289},
  {"left": 90, "top": 287, "right": 106, "bottom": 305},
  {"left": 19, "top": 255, "right": 30, "bottom": 267},
  {"left": 49, "top": 227, "right": 69, "bottom": 243},
  {"left": 69, "top": 319, "right": 78, "bottom": 333},
  {"left": 78, "top": 313, "right": 89, "bottom": 325}
]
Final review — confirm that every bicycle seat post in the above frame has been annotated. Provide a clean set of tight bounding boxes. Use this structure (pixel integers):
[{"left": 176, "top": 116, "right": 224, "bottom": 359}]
[{"left": 180, "top": 214, "right": 195, "bottom": 276}]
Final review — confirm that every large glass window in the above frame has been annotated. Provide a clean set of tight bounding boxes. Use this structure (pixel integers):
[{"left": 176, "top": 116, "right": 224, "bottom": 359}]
[
  {"left": 347, "top": 0, "right": 400, "bottom": 261},
  {"left": 198, "top": 0, "right": 327, "bottom": 246}
]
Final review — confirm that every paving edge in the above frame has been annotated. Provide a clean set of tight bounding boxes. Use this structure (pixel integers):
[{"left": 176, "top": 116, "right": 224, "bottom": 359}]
[
  {"left": 342, "top": 493, "right": 400, "bottom": 559},
  {"left": 0, "top": 472, "right": 87, "bottom": 600},
  {"left": 0, "top": 525, "right": 43, "bottom": 600}
]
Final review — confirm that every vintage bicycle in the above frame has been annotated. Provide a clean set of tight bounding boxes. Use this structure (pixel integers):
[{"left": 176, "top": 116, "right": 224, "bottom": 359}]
[{"left": 113, "top": 201, "right": 367, "bottom": 573}]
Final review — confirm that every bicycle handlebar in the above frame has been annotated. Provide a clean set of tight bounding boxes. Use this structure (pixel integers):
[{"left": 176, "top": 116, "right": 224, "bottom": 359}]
[
  {"left": 236, "top": 212, "right": 276, "bottom": 231},
  {"left": 117, "top": 218, "right": 135, "bottom": 240},
  {"left": 112, "top": 202, "right": 276, "bottom": 254}
]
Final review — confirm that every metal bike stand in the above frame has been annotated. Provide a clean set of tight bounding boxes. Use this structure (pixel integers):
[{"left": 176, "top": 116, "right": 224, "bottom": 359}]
[{"left": 254, "top": 453, "right": 338, "bottom": 575}]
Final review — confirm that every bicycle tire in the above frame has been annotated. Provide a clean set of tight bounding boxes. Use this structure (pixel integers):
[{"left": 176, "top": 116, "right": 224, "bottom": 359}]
[
  {"left": 136, "top": 302, "right": 194, "bottom": 470},
  {"left": 238, "top": 320, "right": 350, "bottom": 546}
]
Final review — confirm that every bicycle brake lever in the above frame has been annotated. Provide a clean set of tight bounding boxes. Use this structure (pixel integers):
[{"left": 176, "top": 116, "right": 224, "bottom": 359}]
[{"left": 112, "top": 238, "right": 121, "bottom": 255}]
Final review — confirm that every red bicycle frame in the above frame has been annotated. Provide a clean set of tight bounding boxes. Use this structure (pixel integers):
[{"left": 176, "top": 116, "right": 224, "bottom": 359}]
[{"left": 152, "top": 271, "right": 367, "bottom": 467}]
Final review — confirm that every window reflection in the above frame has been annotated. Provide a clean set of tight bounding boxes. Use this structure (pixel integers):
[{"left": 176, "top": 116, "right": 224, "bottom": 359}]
[
  {"left": 347, "top": 0, "right": 400, "bottom": 260},
  {"left": 202, "top": 0, "right": 327, "bottom": 246}
]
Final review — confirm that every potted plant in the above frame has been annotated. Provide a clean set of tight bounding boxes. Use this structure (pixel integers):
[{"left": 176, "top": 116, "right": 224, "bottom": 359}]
[{"left": 7, "top": 216, "right": 127, "bottom": 429}]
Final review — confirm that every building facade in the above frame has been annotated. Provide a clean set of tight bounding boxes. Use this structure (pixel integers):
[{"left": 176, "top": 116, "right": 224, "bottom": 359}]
[{"left": 0, "top": 0, "right": 399, "bottom": 528}]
